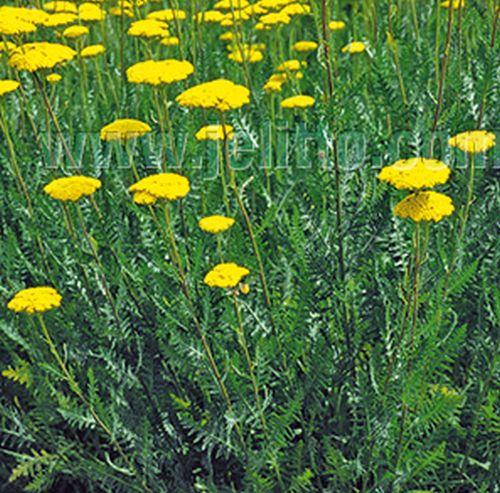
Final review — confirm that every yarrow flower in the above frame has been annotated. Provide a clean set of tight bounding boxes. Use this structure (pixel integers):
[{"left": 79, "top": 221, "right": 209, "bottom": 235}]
[
  {"left": 42, "top": 13, "right": 77, "bottom": 27},
  {"left": 0, "top": 80, "right": 20, "bottom": 97},
  {"left": 128, "top": 19, "right": 169, "bottom": 38},
  {"left": 195, "top": 124, "right": 234, "bottom": 141},
  {"left": 292, "top": 41, "right": 318, "bottom": 52},
  {"left": 100, "top": 119, "right": 151, "bottom": 141},
  {"left": 46, "top": 73, "right": 62, "bottom": 83},
  {"left": 0, "top": 17, "right": 37, "bottom": 36},
  {"left": 0, "top": 41, "right": 17, "bottom": 53},
  {"left": 228, "top": 46, "right": 263, "bottom": 63},
  {"left": 281, "top": 95, "right": 315, "bottom": 109},
  {"left": 440, "top": 0, "right": 465, "bottom": 9},
  {"left": 176, "top": 79, "right": 250, "bottom": 112},
  {"left": 129, "top": 173, "right": 190, "bottom": 203},
  {"left": 43, "top": 1, "right": 78, "bottom": 14},
  {"left": 161, "top": 37, "right": 180, "bottom": 46},
  {"left": 378, "top": 158, "right": 451, "bottom": 190},
  {"left": 126, "top": 59, "right": 194, "bottom": 85},
  {"left": 342, "top": 41, "right": 366, "bottom": 54},
  {"left": 328, "top": 20, "right": 346, "bottom": 31},
  {"left": 277, "top": 59, "right": 305, "bottom": 72},
  {"left": 63, "top": 25, "right": 89, "bottom": 38},
  {"left": 448, "top": 130, "right": 496, "bottom": 153},
  {"left": 44, "top": 175, "right": 102, "bottom": 202},
  {"left": 199, "top": 215, "right": 235, "bottom": 233},
  {"left": 78, "top": 2, "right": 106, "bottom": 22},
  {"left": 9, "top": 42, "right": 76, "bottom": 72},
  {"left": 147, "top": 9, "right": 186, "bottom": 21},
  {"left": 80, "top": 44, "right": 105, "bottom": 58},
  {"left": 394, "top": 191, "right": 454, "bottom": 222},
  {"left": 7, "top": 287, "right": 62, "bottom": 314},
  {"left": 204, "top": 262, "right": 250, "bottom": 288}
]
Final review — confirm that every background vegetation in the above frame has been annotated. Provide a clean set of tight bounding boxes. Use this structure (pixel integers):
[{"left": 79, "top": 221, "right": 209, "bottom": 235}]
[{"left": 0, "top": 0, "right": 498, "bottom": 491}]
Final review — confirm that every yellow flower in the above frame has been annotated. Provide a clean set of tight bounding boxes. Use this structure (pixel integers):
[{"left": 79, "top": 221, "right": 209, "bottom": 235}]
[
  {"left": 293, "top": 41, "right": 318, "bottom": 52},
  {"left": 128, "top": 19, "right": 169, "bottom": 38},
  {"left": 63, "top": 25, "right": 89, "bottom": 38},
  {"left": 264, "top": 73, "right": 287, "bottom": 93},
  {"left": 257, "top": 11, "right": 291, "bottom": 27},
  {"left": 129, "top": 173, "right": 190, "bottom": 202},
  {"left": 0, "top": 80, "right": 20, "bottom": 97},
  {"left": 240, "top": 283, "right": 250, "bottom": 295},
  {"left": 448, "top": 130, "right": 496, "bottom": 153},
  {"left": 109, "top": 6, "right": 133, "bottom": 18},
  {"left": 46, "top": 73, "right": 62, "bottom": 83},
  {"left": 43, "top": 1, "right": 78, "bottom": 13},
  {"left": 378, "top": 158, "right": 451, "bottom": 190},
  {"left": 0, "top": 6, "right": 49, "bottom": 25},
  {"left": 277, "top": 59, "right": 304, "bottom": 72},
  {"left": 328, "top": 20, "right": 345, "bottom": 31},
  {"left": 160, "top": 36, "right": 180, "bottom": 46},
  {"left": 281, "top": 95, "right": 315, "bottom": 109},
  {"left": 195, "top": 10, "right": 225, "bottom": 23},
  {"left": 80, "top": 44, "right": 105, "bottom": 58},
  {"left": 204, "top": 262, "right": 250, "bottom": 288},
  {"left": 195, "top": 124, "right": 234, "bottom": 141},
  {"left": 78, "top": 2, "right": 106, "bottom": 22},
  {"left": 126, "top": 60, "right": 194, "bottom": 85},
  {"left": 7, "top": 287, "right": 62, "bottom": 314},
  {"left": 394, "top": 191, "right": 454, "bottom": 222},
  {"left": 0, "top": 41, "right": 17, "bottom": 53},
  {"left": 44, "top": 175, "right": 102, "bottom": 201},
  {"left": 440, "top": 0, "right": 465, "bottom": 9},
  {"left": 342, "top": 41, "right": 366, "bottom": 54},
  {"left": 199, "top": 215, "right": 235, "bottom": 233},
  {"left": 214, "top": 0, "right": 249, "bottom": 9},
  {"left": 280, "top": 3, "right": 310, "bottom": 15},
  {"left": 42, "top": 13, "right": 77, "bottom": 27},
  {"left": 9, "top": 42, "right": 76, "bottom": 72},
  {"left": 100, "top": 119, "right": 151, "bottom": 141},
  {"left": 176, "top": 79, "right": 250, "bottom": 112},
  {"left": 0, "top": 17, "right": 37, "bottom": 36},
  {"left": 147, "top": 9, "right": 186, "bottom": 21},
  {"left": 228, "top": 46, "right": 263, "bottom": 63}
]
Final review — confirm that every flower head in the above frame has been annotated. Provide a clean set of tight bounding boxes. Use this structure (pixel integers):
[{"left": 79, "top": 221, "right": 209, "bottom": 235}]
[
  {"left": 43, "top": 1, "right": 77, "bottom": 13},
  {"left": 440, "top": 0, "right": 465, "bottom": 9},
  {"left": 394, "top": 191, "right": 454, "bottom": 222},
  {"left": 100, "top": 119, "right": 151, "bottom": 141},
  {"left": 63, "top": 24, "right": 89, "bottom": 38},
  {"left": 78, "top": 2, "right": 106, "bottom": 22},
  {"left": 42, "top": 13, "right": 77, "bottom": 27},
  {"left": 147, "top": 9, "right": 186, "bottom": 21},
  {"left": 281, "top": 95, "right": 315, "bottom": 109},
  {"left": 129, "top": 173, "right": 190, "bottom": 202},
  {"left": 204, "top": 262, "right": 250, "bottom": 288},
  {"left": 328, "top": 20, "right": 346, "bottom": 31},
  {"left": 9, "top": 42, "right": 76, "bottom": 72},
  {"left": 80, "top": 44, "right": 105, "bottom": 58},
  {"left": 8, "top": 287, "right": 62, "bottom": 314},
  {"left": 44, "top": 175, "right": 101, "bottom": 202},
  {"left": 378, "top": 158, "right": 451, "bottom": 190},
  {"left": 0, "top": 80, "right": 20, "bottom": 97},
  {"left": 195, "top": 124, "right": 234, "bottom": 141},
  {"left": 228, "top": 46, "right": 263, "bottom": 63},
  {"left": 46, "top": 73, "right": 62, "bottom": 83},
  {"left": 128, "top": 19, "right": 169, "bottom": 38},
  {"left": 0, "top": 17, "right": 37, "bottom": 36},
  {"left": 292, "top": 41, "right": 318, "bottom": 52},
  {"left": 342, "top": 41, "right": 366, "bottom": 54},
  {"left": 161, "top": 36, "right": 180, "bottom": 46},
  {"left": 126, "top": 59, "right": 194, "bottom": 85},
  {"left": 176, "top": 79, "right": 250, "bottom": 112},
  {"left": 199, "top": 215, "right": 235, "bottom": 233},
  {"left": 448, "top": 130, "right": 495, "bottom": 154}
]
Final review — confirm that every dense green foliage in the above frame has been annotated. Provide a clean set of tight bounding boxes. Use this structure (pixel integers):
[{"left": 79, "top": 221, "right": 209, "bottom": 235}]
[{"left": 0, "top": 0, "right": 498, "bottom": 492}]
